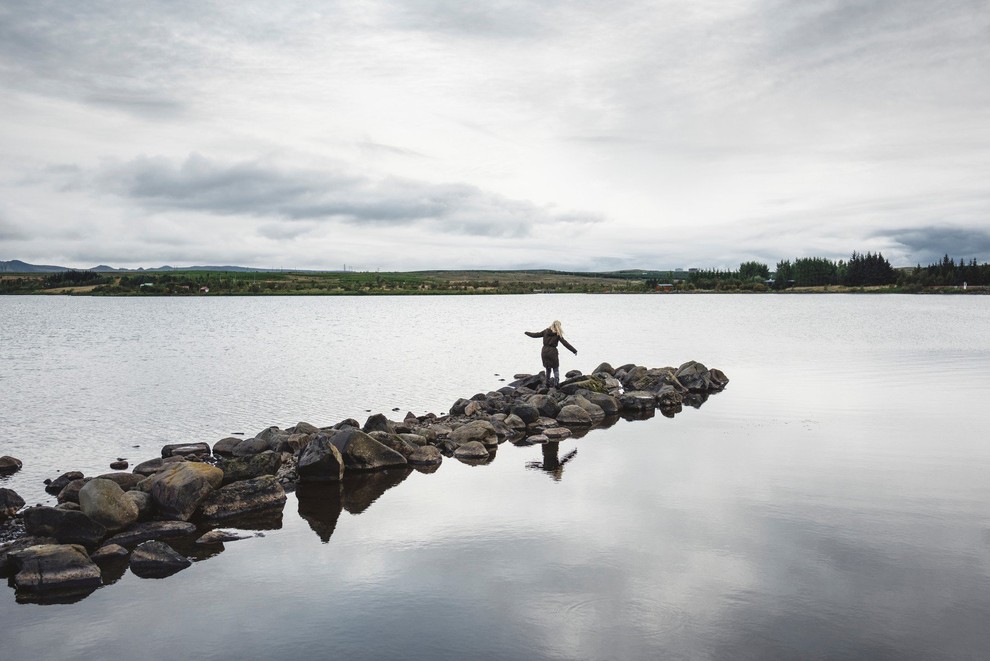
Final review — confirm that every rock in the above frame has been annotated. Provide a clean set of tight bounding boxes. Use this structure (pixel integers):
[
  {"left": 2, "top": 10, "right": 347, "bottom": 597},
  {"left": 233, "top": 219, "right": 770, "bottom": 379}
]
[
  {"left": 449, "top": 398, "right": 472, "bottom": 415},
  {"left": 655, "top": 385, "right": 684, "bottom": 408},
  {"left": 0, "top": 487, "right": 25, "bottom": 518},
  {"left": 198, "top": 476, "right": 287, "bottom": 522},
  {"left": 330, "top": 428, "right": 407, "bottom": 471},
  {"left": 291, "top": 421, "right": 321, "bottom": 435},
  {"left": 57, "top": 477, "right": 92, "bottom": 503},
  {"left": 363, "top": 413, "right": 395, "bottom": 435},
  {"left": 503, "top": 414, "right": 527, "bottom": 431},
  {"left": 79, "top": 479, "right": 139, "bottom": 533},
  {"left": 368, "top": 431, "right": 418, "bottom": 459},
  {"left": 124, "top": 491, "right": 154, "bottom": 520},
  {"left": 544, "top": 427, "right": 572, "bottom": 441},
  {"left": 104, "top": 520, "right": 197, "bottom": 547},
  {"left": 91, "top": 544, "right": 129, "bottom": 562},
  {"left": 195, "top": 529, "right": 250, "bottom": 545},
  {"left": 453, "top": 441, "right": 490, "bottom": 460},
  {"left": 407, "top": 445, "right": 442, "bottom": 466},
  {"left": 1, "top": 536, "right": 58, "bottom": 577},
  {"left": 449, "top": 420, "right": 498, "bottom": 449},
  {"left": 220, "top": 450, "right": 282, "bottom": 485},
  {"left": 524, "top": 434, "right": 550, "bottom": 444},
  {"left": 581, "top": 391, "right": 620, "bottom": 415},
  {"left": 276, "top": 432, "right": 312, "bottom": 454},
  {"left": 527, "top": 394, "right": 561, "bottom": 418},
  {"left": 132, "top": 455, "right": 186, "bottom": 476},
  {"left": 509, "top": 403, "right": 540, "bottom": 425},
  {"left": 565, "top": 369, "right": 583, "bottom": 379},
  {"left": 255, "top": 426, "right": 282, "bottom": 445},
  {"left": 161, "top": 442, "right": 211, "bottom": 458},
  {"left": 147, "top": 462, "right": 224, "bottom": 521},
  {"left": 593, "top": 362, "right": 615, "bottom": 375},
  {"left": 464, "top": 400, "right": 483, "bottom": 416},
  {"left": 212, "top": 437, "right": 242, "bottom": 457},
  {"left": 46, "top": 471, "right": 84, "bottom": 494},
  {"left": 399, "top": 433, "right": 429, "bottom": 447},
  {"left": 231, "top": 436, "right": 270, "bottom": 457},
  {"left": 618, "top": 390, "right": 657, "bottom": 412},
  {"left": 297, "top": 433, "right": 345, "bottom": 482},
  {"left": 109, "top": 460, "right": 129, "bottom": 470},
  {"left": 563, "top": 394, "right": 606, "bottom": 422},
  {"left": 558, "top": 375, "right": 608, "bottom": 395},
  {"left": 556, "top": 404, "right": 593, "bottom": 426},
  {"left": 708, "top": 368, "right": 730, "bottom": 389},
  {"left": 96, "top": 471, "right": 145, "bottom": 491},
  {"left": 129, "top": 540, "right": 191, "bottom": 578},
  {"left": 10, "top": 544, "right": 102, "bottom": 596},
  {"left": 56, "top": 502, "right": 81, "bottom": 511},
  {"left": 22, "top": 506, "right": 106, "bottom": 548},
  {"left": 0, "top": 455, "right": 22, "bottom": 474}
]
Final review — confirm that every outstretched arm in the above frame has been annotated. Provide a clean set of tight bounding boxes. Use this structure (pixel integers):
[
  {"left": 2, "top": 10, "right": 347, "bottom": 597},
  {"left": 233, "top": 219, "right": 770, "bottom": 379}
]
[
  {"left": 524, "top": 330, "right": 544, "bottom": 338},
  {"left": 560, "top": 337, "right": 577, "bottom": 354}
]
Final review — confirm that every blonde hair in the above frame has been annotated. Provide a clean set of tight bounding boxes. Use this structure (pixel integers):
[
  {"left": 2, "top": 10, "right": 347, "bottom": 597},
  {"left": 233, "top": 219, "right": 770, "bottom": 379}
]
[{"left": 550, "top": 320, "right": 564, "bottom": 337}]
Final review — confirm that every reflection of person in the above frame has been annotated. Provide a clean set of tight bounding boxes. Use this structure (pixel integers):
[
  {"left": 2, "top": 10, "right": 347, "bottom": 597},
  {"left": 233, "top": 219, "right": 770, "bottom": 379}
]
[
  {"left": 526, "top": 441, "right": 577, "bottom": 481},
  {"left": 525, "top": 320, "right": 577, "bottom": 388}
]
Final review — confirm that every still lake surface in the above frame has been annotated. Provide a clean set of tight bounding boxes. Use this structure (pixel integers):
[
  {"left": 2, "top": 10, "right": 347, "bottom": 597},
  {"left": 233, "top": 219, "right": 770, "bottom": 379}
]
[{"left": 2, "top": 294, "right": 990, "bottom": 660}]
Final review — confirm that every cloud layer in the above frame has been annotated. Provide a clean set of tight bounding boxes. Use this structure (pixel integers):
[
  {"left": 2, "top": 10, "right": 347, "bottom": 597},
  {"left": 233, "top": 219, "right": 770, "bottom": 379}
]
[{"left": 1, "top": 1, "right": 988, "bottom": 269}]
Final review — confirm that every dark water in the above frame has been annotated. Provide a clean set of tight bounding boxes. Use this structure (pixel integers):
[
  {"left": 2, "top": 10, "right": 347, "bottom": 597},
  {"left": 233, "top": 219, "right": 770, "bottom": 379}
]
[{"left": 2, "top": 294, "right": 989, "bottom": 659}]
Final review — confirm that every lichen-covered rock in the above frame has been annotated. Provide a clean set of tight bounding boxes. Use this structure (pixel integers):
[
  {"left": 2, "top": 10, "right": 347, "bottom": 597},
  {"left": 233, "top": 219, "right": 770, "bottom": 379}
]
[
  {"left": 129, "top": 540, "right": 191, "bottom": 578},
  {"left": 449, "top": 420, "right": 498, "bottom": 449},
  {"left": 147, "top": 462, "right": 224, "bottom": 521},
  {"left": 104, "top": 520, "right": 197, "bottom": 547},
  {"left": 220, "top": 450, "right": 282, "bottom": 485},
  {"left": 0, "top": 487, "right": 25, "bottom": 518},
  {"left": 79, "top": 478, "right": 139, "bottom": 533},
  {"left": 557, "top": 404, "right": 593, "bottom": 426},
  {"left": 297, "top": 433, "right": 345, "bottom": 482},
  {"left": 330, "top": 428, "right": 407, "bottom": 471},
  {"left": 197, "top": 475, "right": 286, "bottom": 522},
  {"left": 22, "top": 506, "right": 106, "bottom": 548},
  {"left": 408, "top": 445, "right": 442, "bottom": 466},
  {"left": 10, "top": 544, "right": 102, "bottom": 596}
]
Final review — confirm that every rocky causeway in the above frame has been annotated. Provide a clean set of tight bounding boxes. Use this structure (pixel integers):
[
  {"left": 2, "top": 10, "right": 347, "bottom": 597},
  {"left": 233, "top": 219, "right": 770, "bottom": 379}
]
[{"left": 0, "top": 360, "right": 728, "bottom": 603}]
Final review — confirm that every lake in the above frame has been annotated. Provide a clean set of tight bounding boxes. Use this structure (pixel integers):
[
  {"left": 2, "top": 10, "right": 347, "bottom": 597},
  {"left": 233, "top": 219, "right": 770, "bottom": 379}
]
[{"left": 2, "top": 294, "right": 990, "bottom": 660}]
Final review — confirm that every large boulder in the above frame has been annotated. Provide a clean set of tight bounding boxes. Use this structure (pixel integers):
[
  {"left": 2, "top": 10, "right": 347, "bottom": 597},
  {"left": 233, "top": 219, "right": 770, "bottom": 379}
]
[
  {"left": 592, "top": 362, "right": 615, "bottom": 376},
  {"left": 129, "top": 540, "right": 191, "bottom": 578},
  {"left": 104, "top": 521, "right": 197, "bottom": 547},
  {"left": 362, "top": 413, "right": 395, "bottom": 435},
  {"left": 161, "top": 442, "right": 211, "bottom": 458},
  {"left": 0, "top": 487, "right": 25, "bottom": 518},
  {"left": 9, "top": 544, "right": 102, "bottom": 596},
  {"left": 503, "top": 414, "right": 527, "bottom": 431},
  {"left": 1, "top": 536, "right": 58, "bottom": 577},
  {"left": 22, "top": 506, "right": 106, "bottom": 548},
  {"left": 655, "top": 385, "right": 684, "bottom": 408},
  {"left": 0, "top": 455, "right": 22, "bottom": 475},
  {"left": 448, "top": 420, "right": 498, "bottom": 449},
  {"left": 330, "top": 428, "right": 407, "bottom": 471},
  {"left": 368, "top": 431, "right": 418, "bottom": 459},
  {"left": 556, "top": 404, "right": 593, "bottom": 426},
  {"left": 581, "top": 391, "right": 620, "bottom": 415},
  {"left": 291, "top": 421, "right": 321, "bottom": 435},
  {"left": 147, "top": 462, "right": 224, "bottom": 521},
  {"left": 509, "top": 403, "right": 540, "bottom": 425},
  {"left": 197, "top": 475, "right": 287, "bottom": 522},
  {"left": 563, "top": 394, "right": 606, "bottom": 422},
  {"left": 46, "top": 471, "right": 84, "bottom": 494},
  {"left": 212, "top": 437, "right": 243, "bottom": 457},
  {"left": 527, "top": 394, "right": 561, "bottom": 418},
  {"left": 297, "top": 433, "right": 345, "bottom": 482},
  {"left": 78, "top": 479, "right": 139, "bottom": 533},
  {"left": 220, "top": 450, "right": 282, "bottom": 485}
]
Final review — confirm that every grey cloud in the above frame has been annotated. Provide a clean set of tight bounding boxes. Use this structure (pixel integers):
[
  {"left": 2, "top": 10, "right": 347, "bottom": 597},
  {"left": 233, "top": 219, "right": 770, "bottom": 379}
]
[
  {"left": 879, "top": 227, "right": 990, "bottom": 264},
  {"left": 387, "top": 0, "right": 558, "bottom": 39},
  {"left": 0, "top": 214, "right": 27, "bottom": 240},
  {"left": 95, "top": 154, "right": 601, "bottom": 238}
]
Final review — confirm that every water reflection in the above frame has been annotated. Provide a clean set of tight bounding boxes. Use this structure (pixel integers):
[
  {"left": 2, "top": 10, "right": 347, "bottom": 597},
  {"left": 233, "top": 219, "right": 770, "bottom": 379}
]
[
  {"left": 296, "top": 468, "right": 411, "bottom": 543},
  {"left": 525, "top": 442, "right": 578, "bottom": 481}
]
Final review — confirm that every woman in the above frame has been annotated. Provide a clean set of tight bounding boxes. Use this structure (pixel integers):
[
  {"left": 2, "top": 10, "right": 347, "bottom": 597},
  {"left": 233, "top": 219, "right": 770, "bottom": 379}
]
[{"left": 525, "top": 320, "right": 577, "bottom": 388}]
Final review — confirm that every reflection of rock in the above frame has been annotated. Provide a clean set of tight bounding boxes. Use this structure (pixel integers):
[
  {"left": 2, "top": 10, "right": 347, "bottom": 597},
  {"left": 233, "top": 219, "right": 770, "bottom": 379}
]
[
  {"left": 296, "top": 482, "right": 343, "bottom": 543},
  {"left": 341, "top": 468, "right": 411, "bottom": 515},
  {"left": 130, "top": 540, "right": 191, "bottom": 578}
]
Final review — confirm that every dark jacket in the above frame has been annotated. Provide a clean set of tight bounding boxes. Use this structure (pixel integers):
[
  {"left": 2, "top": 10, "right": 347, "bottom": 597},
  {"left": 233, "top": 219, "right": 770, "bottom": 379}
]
[{"left": 525, "top": 329, "right": 577, "bottom": 369}]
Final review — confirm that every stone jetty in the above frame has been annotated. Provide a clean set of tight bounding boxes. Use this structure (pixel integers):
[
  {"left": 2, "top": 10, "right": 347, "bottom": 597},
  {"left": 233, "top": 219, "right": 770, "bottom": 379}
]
[{"left": 0, "top": 360, "right": 727, "bottom": 602}]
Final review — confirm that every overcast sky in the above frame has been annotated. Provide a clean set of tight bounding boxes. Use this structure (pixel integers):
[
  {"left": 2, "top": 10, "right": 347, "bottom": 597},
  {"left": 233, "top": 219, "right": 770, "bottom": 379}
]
[{"left": 1, "top": 1, "right": 988, "bottom": 271}]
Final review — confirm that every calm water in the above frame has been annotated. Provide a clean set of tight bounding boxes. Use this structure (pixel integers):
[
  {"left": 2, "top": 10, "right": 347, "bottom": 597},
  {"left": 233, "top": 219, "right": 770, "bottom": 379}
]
[{"left": 2, "top": 294, "right": 990, "bottom": 660}]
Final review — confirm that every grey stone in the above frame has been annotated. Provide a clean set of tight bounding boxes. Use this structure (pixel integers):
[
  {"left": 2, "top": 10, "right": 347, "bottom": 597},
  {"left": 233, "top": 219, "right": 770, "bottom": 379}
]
[
  {"left": 57, "top": 477, "right": 92, "bottom": 503},
  {"left": 129, "top": 540, "right": 191, "bottom": 578},
  {"left": 619, "top": 390, "right": 657, "bottom": 411},
  {"left": 109, "top": 460, "right": 129, "bottom": 470},
  {"left": 22, "top": 506, "right": 106, "bottom": 549},
  {"left": 95, "top": 472, "right": 145, "bottom": 491},
  {"left": 161, "top": 442, "right": 211, "bottom": 458},
  {"left": 46, "top": 471, "right": 84, "bottom": 494},
  {"left": 454, "top": 441, "right": 490, "bottom": 460},
  {"left": 132, "top": 455, "right": 186, "bottom": 476},
  {"left": 557, "top": 404, "right": 593, "bottom": 426},
  {"left": 330, "top": 428, "right": 407, "bottom": 471},
  {"left": 0, "top": 487, "right": 25, "bottom": 518},
  {"left": 291, "top": 421, "right": 321, "bottom": 435},
  {"left": 91, "top": 543, "right": 129, "bottom": 562},
  {"left": 362, "top": 413, "right": 396, "bottom": 435},
  {"left": 79, "top": 478, "right": 139, "bottom": 533},
  {"left": 0, "top": 455, "right": 22, "bottom": 474},
  {"left": 104, "top": 520, "right": 197, "bottom": 547},
  {"left": 368, "top": 431, "right": 418, "bottom": 458},
  {"left": 449, "top": 420, "right": 498, "bottom": 448},
  {"left": 503, "top": 414, "right": 527, "bottom": 431},
  {"left": 124, "top": 491, "right": 154, "bottom": 521},
  {"left": 231, "top": 436, "right": 270, "bottom": 457},
  {"left": 10, "top": 544, "right": 102, "bottom": 595},
  {"left": 197, "top": 475, "right": 287, "bottom": 522},
  {"left": 297, "top": 433, "right": 345, "bottom": 482},
  {"left": 147, "top": 462, "right": 224, "bottom": 521},
  {"left": 509, "top": 403, "right": 540, "bottom": 425},
  {"left": 408, "top": 445, "right": 443, "bottom": 466},
  {"left": 212, "top": 437, "right": 242, "bottom": 457},
  {"left": 220, "top": 450, "right": 282, "bottom": 485},
  {"left": 196, "top": 529, "right": 250, "bottom": 545}
]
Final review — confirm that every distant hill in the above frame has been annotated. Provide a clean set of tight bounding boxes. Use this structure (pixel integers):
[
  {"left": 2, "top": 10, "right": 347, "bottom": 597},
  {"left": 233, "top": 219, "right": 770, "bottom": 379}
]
[{"left": 1, "top": 260, "right": 277, "bottom": 273}]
